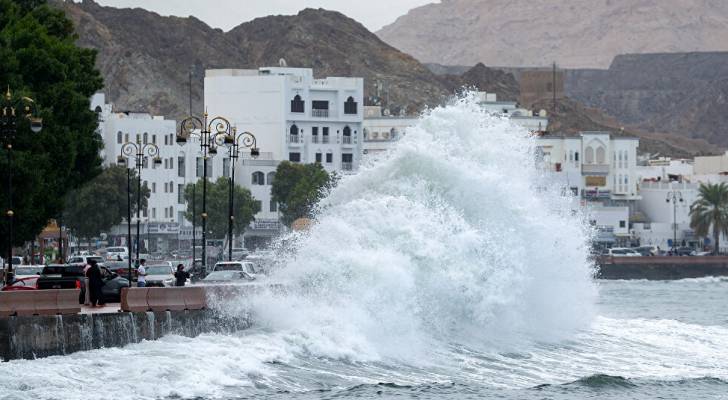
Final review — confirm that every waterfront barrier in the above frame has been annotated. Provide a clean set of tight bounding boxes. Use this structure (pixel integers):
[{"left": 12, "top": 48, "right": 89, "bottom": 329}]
[
  {"left": 121, "top": 286, "right": 214, "bottom": 312},
  {"left": 598, "top": 256, "right": 728, "bottom": 280},
  {"left": 0, "top": 289, "right": 81, "bottom": 317}
]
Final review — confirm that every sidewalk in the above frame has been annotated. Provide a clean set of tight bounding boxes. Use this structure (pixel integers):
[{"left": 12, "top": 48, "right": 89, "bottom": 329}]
[{"left": 80, "top": 303, "right": 121, "bottom": 314}]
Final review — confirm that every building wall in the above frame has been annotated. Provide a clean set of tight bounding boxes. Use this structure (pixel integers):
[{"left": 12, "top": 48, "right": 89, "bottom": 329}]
[
  {"left": 694, "top": 151, "right": 728, "bottom": 175},
  {"left": 638, "top": 181, "right": 697, "bottom": 224}
]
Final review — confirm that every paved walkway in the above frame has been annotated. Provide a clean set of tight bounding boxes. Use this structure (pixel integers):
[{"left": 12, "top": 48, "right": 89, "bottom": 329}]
[{"left": 80, "top": 303, "right": 121, "bottom": 314}]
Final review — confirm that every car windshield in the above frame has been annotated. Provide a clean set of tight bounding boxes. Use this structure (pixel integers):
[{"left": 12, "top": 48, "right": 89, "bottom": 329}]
[
  {"left": 15, "top": 266, "right": 43, "bottom": 275},
  {"left": 203, "top": 271, "right": 245, "bottom": 281},
  {"left": 145, "top": 266, "right": 171, "bottom": 275},
  {"left": 107, "top": 247, "right": 126, "bottom": 253},
  {"left": 42, "top": 265, "right": 85, "bottom": 276},
  {"left": 215, "top": 263, "right": 243, "bottom": 271}
]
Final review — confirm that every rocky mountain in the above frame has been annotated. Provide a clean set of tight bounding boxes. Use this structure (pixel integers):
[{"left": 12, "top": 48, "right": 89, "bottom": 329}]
[
  {"left": 56, "top": 0, "right": 515, "bottom": 119},
  {"left": 438, "top": 63, "right": 519, "bottom": 101},
  {"left": 566, "top": 52, "right": 728, "bottom": 147},
  {"left": 377, "top": 0, "right": 728, "bottom": 68}
]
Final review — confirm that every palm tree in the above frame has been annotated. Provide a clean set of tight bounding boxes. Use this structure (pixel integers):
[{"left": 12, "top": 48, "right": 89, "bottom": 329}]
[{"left": 689, "top": 182, "right": 728, "bottom": 255}]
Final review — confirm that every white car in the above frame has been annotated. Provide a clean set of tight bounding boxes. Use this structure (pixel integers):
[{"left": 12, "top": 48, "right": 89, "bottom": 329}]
[
  {"left": 105, "top": 246, "right": 129, "bottom": 261},
  {"left": 144, "top": 263, "right": 177, "bottom": 287},
  {"left": 67, "top": 255, "right": 106, "bottom": 265},
  {"left": 607, "top": 248, "right": 642, "bottom": 257},
  {"left": 212, "top": 261, "right": 258, "bottom": 278}
]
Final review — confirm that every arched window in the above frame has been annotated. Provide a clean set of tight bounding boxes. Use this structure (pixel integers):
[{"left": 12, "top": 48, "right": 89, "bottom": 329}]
[
  {"left": 117, "top": 131, "right": 122, "bottom": 144},
  {"left": 289, "top": 124, "right": 299, "bottom": 143},
  {"left": 252, "top": 171, "right": 265, "bottom": 185},
  {"left": 143, "top": 132, "right": 148, "bottom": 144},
  {"left": 585, "top": 147, "right": 594, "bottom": 164},
  {"left": 344, "top": 96, "right": 358, "bottom": 114},
  {"left": 342, "top": 126, "right": 352, "bottom": 144},
  {"left": 596, "top": 147, "right": 605, "bottom": 164},
  {"left": 291, "top": 95, "right": 304, "bottom": 113},
  {"left": 624, "top": 151, "right": 628, "bottom": 166},
  {"left": 267, "top": 171, "right": 275, "bottom": 185},
  {"left": 94, "top": 105, "right": 102, "bottom": 113}
]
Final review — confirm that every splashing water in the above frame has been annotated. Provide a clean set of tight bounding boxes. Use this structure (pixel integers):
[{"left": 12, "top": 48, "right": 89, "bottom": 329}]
[{"left": 243, "top": 94, "right": 598, "bottom": 362}]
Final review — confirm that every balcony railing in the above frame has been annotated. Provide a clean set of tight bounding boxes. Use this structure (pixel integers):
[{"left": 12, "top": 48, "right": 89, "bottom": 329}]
[
  {"left": 342, "top": 136, "right": 352, "bottom": 144},
  {"left": 311, "top": 135, "right": 319, "bottom": 144},
  {"left": 322, "top": 136, "right": 330, "bottom": 144},
  {"left": 312, "top": 109, "right": 329, "bottom": 118},
  {"left": 341, "top": 162, "right": 353, "bottom": 171},
  {"left": 581, "top": 164, "right": 610, "bottom": 175},
  {"left": 289, "top": 134, "right": 300, "bottom": 144}
]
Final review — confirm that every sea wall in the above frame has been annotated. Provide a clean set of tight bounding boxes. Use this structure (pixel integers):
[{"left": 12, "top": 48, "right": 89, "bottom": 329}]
[
  {"left": 598, "top": 256, "right": 728, "bottom": 280},
  {"left": 0, "top": 309, "right": 250, "bottom": 361}
]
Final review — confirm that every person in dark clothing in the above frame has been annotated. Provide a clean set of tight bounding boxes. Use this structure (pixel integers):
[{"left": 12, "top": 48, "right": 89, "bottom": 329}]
[
  {"left": 174, "top": 264, "right": 190, "bottom": 287},
  {"left": 86, "top": 260, "right": 105, "bottom": 307}
]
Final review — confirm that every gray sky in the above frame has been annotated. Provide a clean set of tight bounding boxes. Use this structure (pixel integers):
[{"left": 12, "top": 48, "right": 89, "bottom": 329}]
[{"left": 89, "top": 0, "right": 437, "bottom": 31}]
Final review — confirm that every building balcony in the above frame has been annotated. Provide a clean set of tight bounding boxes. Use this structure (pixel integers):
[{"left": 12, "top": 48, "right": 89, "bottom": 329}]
[
  {"left": 288, "top": 134, "right": 302, "bottom": 146},
  {"left": 582, "top": 164, "right": 610, "bottom": 175},
  {"left": 342, "top": 136, "right": 352, "bottom": 145},
  {"left": 311, "top": 136, "right": 319, "bottom": 144},
  {"left": 341, "top": 162, "right": 353, "bottom": 171},
  {"left": 312, "top": 109, "right": 329, "bottom": 118},
  {"left": 322, "top": 136, "right": 330, "bottom": 144}
]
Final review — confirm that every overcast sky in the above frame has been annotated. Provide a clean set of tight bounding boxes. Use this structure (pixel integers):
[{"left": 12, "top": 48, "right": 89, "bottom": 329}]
[{"left": 88, "top": 0, "right": 437, "bottom": 32}]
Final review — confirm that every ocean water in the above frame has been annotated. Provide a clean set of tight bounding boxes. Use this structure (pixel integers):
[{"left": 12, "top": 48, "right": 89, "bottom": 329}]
[{"left": 1, "top": 97, "right": 727, "bottom": 400}]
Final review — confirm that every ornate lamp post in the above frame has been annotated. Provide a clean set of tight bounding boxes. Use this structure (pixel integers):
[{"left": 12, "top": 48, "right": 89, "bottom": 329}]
[
  {"left": 118, "top": 140, "right": 161, "bottom": 284},
  {"left": 1, "top": 87, "right": 42, "bottom": 284},
  {"left": 224, "top": 128, "right": 259, "bottom": 261},
  {"left": 666, "top": 190, "right": 684, "bottom": 253},
  {"left": 176, "top": 113, "right": 233, "bottom": 274}
]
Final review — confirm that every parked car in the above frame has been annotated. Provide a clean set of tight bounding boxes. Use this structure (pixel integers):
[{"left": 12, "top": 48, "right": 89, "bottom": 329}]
[
  {"left": 691, "top": 250, "right": 713, "bottom": 256},
  {"left": 632, "top": 246, "right": 659, "bottom": 256},
  {"left": 1, "top": 276, "right": 39, "bottom": 291},
  {"left": 607, "top": 248, "right": 642, "bottom": 257},
  {"left": 672, "top": 247, "right": 695, "bottom": 256},
  {"left": 144, "top": 263, "right": 176, "bottom": 287},
  {"left": 201, "top": 270, "right": 255, "bottom": 284},
  {"left": 67, "top": 255, "right": 106, "bottom": 267},
  {"left": 212, "top": 261, "right": 259, "bottom": 277},
  {"left": 36, "top": 264, "right": 130, "bottom": 303},
  {"left": 105, "top": 246, "right": 129, "bottom": 261}
]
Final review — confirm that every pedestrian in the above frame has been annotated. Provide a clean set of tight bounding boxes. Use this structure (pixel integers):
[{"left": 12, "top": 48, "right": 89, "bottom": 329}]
[
  {"left": 86, "top": 260, "right": 104, "bottom": 307},
  {"left": 174, "top": 264, "right": 190, "bottom": 287},
  {"left": 83, "top": 262, "right": 91, "bottom": 306},
  {"left": 137, "top": 259, "right": 147, "bottom": 288}
]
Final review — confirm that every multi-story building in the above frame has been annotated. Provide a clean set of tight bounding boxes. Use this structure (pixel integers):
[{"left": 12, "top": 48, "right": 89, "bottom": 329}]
[
  {"left": 204, "top": 66, "right": 364, "bottom": 246},
  {"left": 477, "top": 91, "right": 549, "bottom": 132},
  {"left": 632, "top": 181, "right": 701, "bottom": 250},
  {"left": 362, "top": 106, "right": 418, "bottom": 157},
  {"left": 535, "top": 131, "right": 640, "bottom": 246},
  {"left": 91, "top": 94, "right": 202, "bottom": 253}
]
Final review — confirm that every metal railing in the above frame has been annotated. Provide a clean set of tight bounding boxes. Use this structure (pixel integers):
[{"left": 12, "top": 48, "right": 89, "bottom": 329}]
[
  {"left": 342, "top": 136, "right": 352, "bottom": 144},
  {"left": 311, "top": 136, "right": 319, "bottom": 143},
  {"left": 322, "top": 136, "right": 330, "bottom": 144},
  {"left": 312, "top": 109, "right": 329, "bottom": 118},
  {"left": 581, "top": 164, "right": 610, "bottom": 174},
  {"left": 341, "top": 162, "right": 353, "bottom": 171},
  {"left": 289, "top": 134, "right": 300, "bottom": 144}
]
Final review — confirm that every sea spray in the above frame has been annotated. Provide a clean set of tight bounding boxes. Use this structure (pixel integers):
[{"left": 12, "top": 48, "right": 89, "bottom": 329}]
[{"left": 241, "top": 94, "right": 598, "bottom": 361}]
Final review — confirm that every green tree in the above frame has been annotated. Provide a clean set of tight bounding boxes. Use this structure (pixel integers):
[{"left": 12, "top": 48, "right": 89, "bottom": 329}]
[
  {"left": 63, "top": 165, "right": 150, "bottom": 242},
  {"left": 183, "top": 177, "right": 259, "bottom": 240},
  {"left": 0, "top": 0, "right": 104, "bottom": 248},
  {"left": 271, "top": 161, "right": 334, "bottom": 227},
  {"left": 689, "top": 182, "right": 728, "bottom": 255}
]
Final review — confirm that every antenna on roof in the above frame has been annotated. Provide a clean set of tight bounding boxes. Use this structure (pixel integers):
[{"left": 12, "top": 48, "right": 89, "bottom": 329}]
[{"left": 279, "top": 58, "right": 287, "bottom": 67}]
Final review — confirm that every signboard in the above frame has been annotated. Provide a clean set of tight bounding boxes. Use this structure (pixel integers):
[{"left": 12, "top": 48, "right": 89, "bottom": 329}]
[
  {"left": 585, "top": 176, "right": 607, "bottom": 186},
  {"left": 147, "top": 222, "right": 180, "bottom": 234}
]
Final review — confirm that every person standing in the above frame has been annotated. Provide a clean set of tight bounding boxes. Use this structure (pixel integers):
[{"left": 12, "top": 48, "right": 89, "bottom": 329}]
[
  {"left": 174, "top": 264, "right": 190, "bottom": 287},
  {"left": 86, "top": 260, "right": 104, "bottom": 307},
  {"left": 137, "top": 259, "right": 147, "bottom": 288},
  {"left": 83, "top": 262, "right": 91, "bottom": 306}
]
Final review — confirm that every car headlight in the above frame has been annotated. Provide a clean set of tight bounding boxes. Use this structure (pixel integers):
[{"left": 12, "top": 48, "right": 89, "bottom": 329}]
[{"left": 164, "top": 278, "right": 174, "bottom": 286}]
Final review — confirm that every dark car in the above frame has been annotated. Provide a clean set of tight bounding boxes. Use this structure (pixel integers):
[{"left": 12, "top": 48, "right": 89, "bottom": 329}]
[
  {"left": 673, "top": 247, "right": 695, "bottom": 256},
  {"left": 36, "top": 264, "right": 130, "bottom": 303}
]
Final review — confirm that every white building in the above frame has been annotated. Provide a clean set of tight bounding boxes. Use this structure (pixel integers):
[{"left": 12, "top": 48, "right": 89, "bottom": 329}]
[
  {"left": 204, "top": 66, "right": 364, "bottom": 246},
  {"left": 476, "top": 91, "right": 549, "bottom": 132},
  {"left": 636, "top": 157, "right": 694, "bottom": 182},
  {"left": 91, "top": 93, "right": 202, "bottom": 252},
  {"left": 362, "top": 106, "right": 418, "bottom": 157}
]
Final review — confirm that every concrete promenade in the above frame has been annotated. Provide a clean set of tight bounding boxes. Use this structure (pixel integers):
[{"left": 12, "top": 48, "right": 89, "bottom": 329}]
[{"left": 598, "top": 256, "right": 728, "bottom": 280}]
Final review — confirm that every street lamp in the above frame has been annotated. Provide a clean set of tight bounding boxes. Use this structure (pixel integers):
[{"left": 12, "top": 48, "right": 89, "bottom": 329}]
[
  {"left": 1, "top": 86, "right": 42, "bottom": 285},
  {"left": 176, "top": 113, "right": 234, "bottom": 274},
  {"left": 224, "top": 128, "right": 259, "bottom": 261},
  {"left": 118, "top": 140, "right": 161, "bottom": 284},
  {"left": 666, "top": 190, "right": 684, "bottom": 253}
]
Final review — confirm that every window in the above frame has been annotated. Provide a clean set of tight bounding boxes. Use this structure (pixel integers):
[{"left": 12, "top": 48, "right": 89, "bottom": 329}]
[
  {"left": 569, "top": 151, "right": 573, "bottom": 162},
  {"left": 169, "top": 157, "right": 174, "bottom": 170},
  {"left": 323, "top": 127, "right": 330, "bottom": 143},
  {"left": 289, "top": 152, "right": 301, "bottom": 162},
  {"left": 326, "top": 152, "right": 333, "bottom": 163},
  {"left": 143, "top": 132, "right": 148, "bottom": 144},
  {"left": 312, "top": 100, "right": 329, "bottom": 110},
  {"left": 291, "top": 95, "right": 304, "bottom": 113},
  {"left": 619, "top": 221, "right": 626, "bottom": 228},
  {"left": 136, "top": 134, "right": 140, "bottom": 143},
  {"left": 315, "top": 153, "right": 322, "bottom": 163},
  {"left": 624, "top": 151, "right": 628, "bottom": 166},
  {"left": 585, "top": 147, "right": 594, "bottom": 164},
  {"left": 178, "top": 185, "right": 184, "bottom": 204},
  {"left": 223, "top": 158, "right": 230, "bottom": 178},
  {"left": 267, "top": 171, "right": 275, "bottom": 185},
  {"left": 125, "top": 133, "right": 129, "bottom": 143},
  {"left": 575, "top": 152, "right": 579, "bottom": 162},
  {"left": 596, "top": 147, "right": 605, "bottom": 164},
  {"left": 252, "top": 171, "right": 265, "bottom": 185},
  {"left": 178, "top": 156, "right": 185, "bottom": 177},
  {"left": 254, "top": 200, "right": 262, "bottom": 213},
  {"left": 196, "top": 157, "right": 203, "bottom": 177},
  {"left": 342, "top": 126, "right": 352, "bottom": 144},
  {"left": 169, "top": 181, "right": 174, "bottom": 193},
  {"left": 311, "top": 127, "right": 319, "bottom": 143},
  {"left": 152, "top": 135, "right": 157, "bottom": 144},
  {"left": 290, "top": 124, "right": 299, "bottom": 135},
  {"left": 344, "top": 96, "right": 358, "bottom": 114},
  {"left": 270, "top": 200, "right": 277, "bottom": 213},
  {"left": 342, "top": 153, "right": 353, "bottom": 170},
  {"left": 117, "top": 131, "right": 122, "bottom": 144},
  {"left": 164, "top": 159, "right": 168, "bottom": 169},
  {"left": 164, "top": 182, "right": 168, "bottom": 193},
  {"left": 165, "top": 135, "right": 169, "bottom": 145},
  {"left": 290, "top": 124, "right": 299, "bottom": 143},
  {"left": 142, "top": 208, "right": 147, "bottom": 218},
  {"left": 152, "top": 208, "right": 156, "bottom": 219},
  {"left": 152, "top": 182, "right": 156, "bottom": 193}
]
